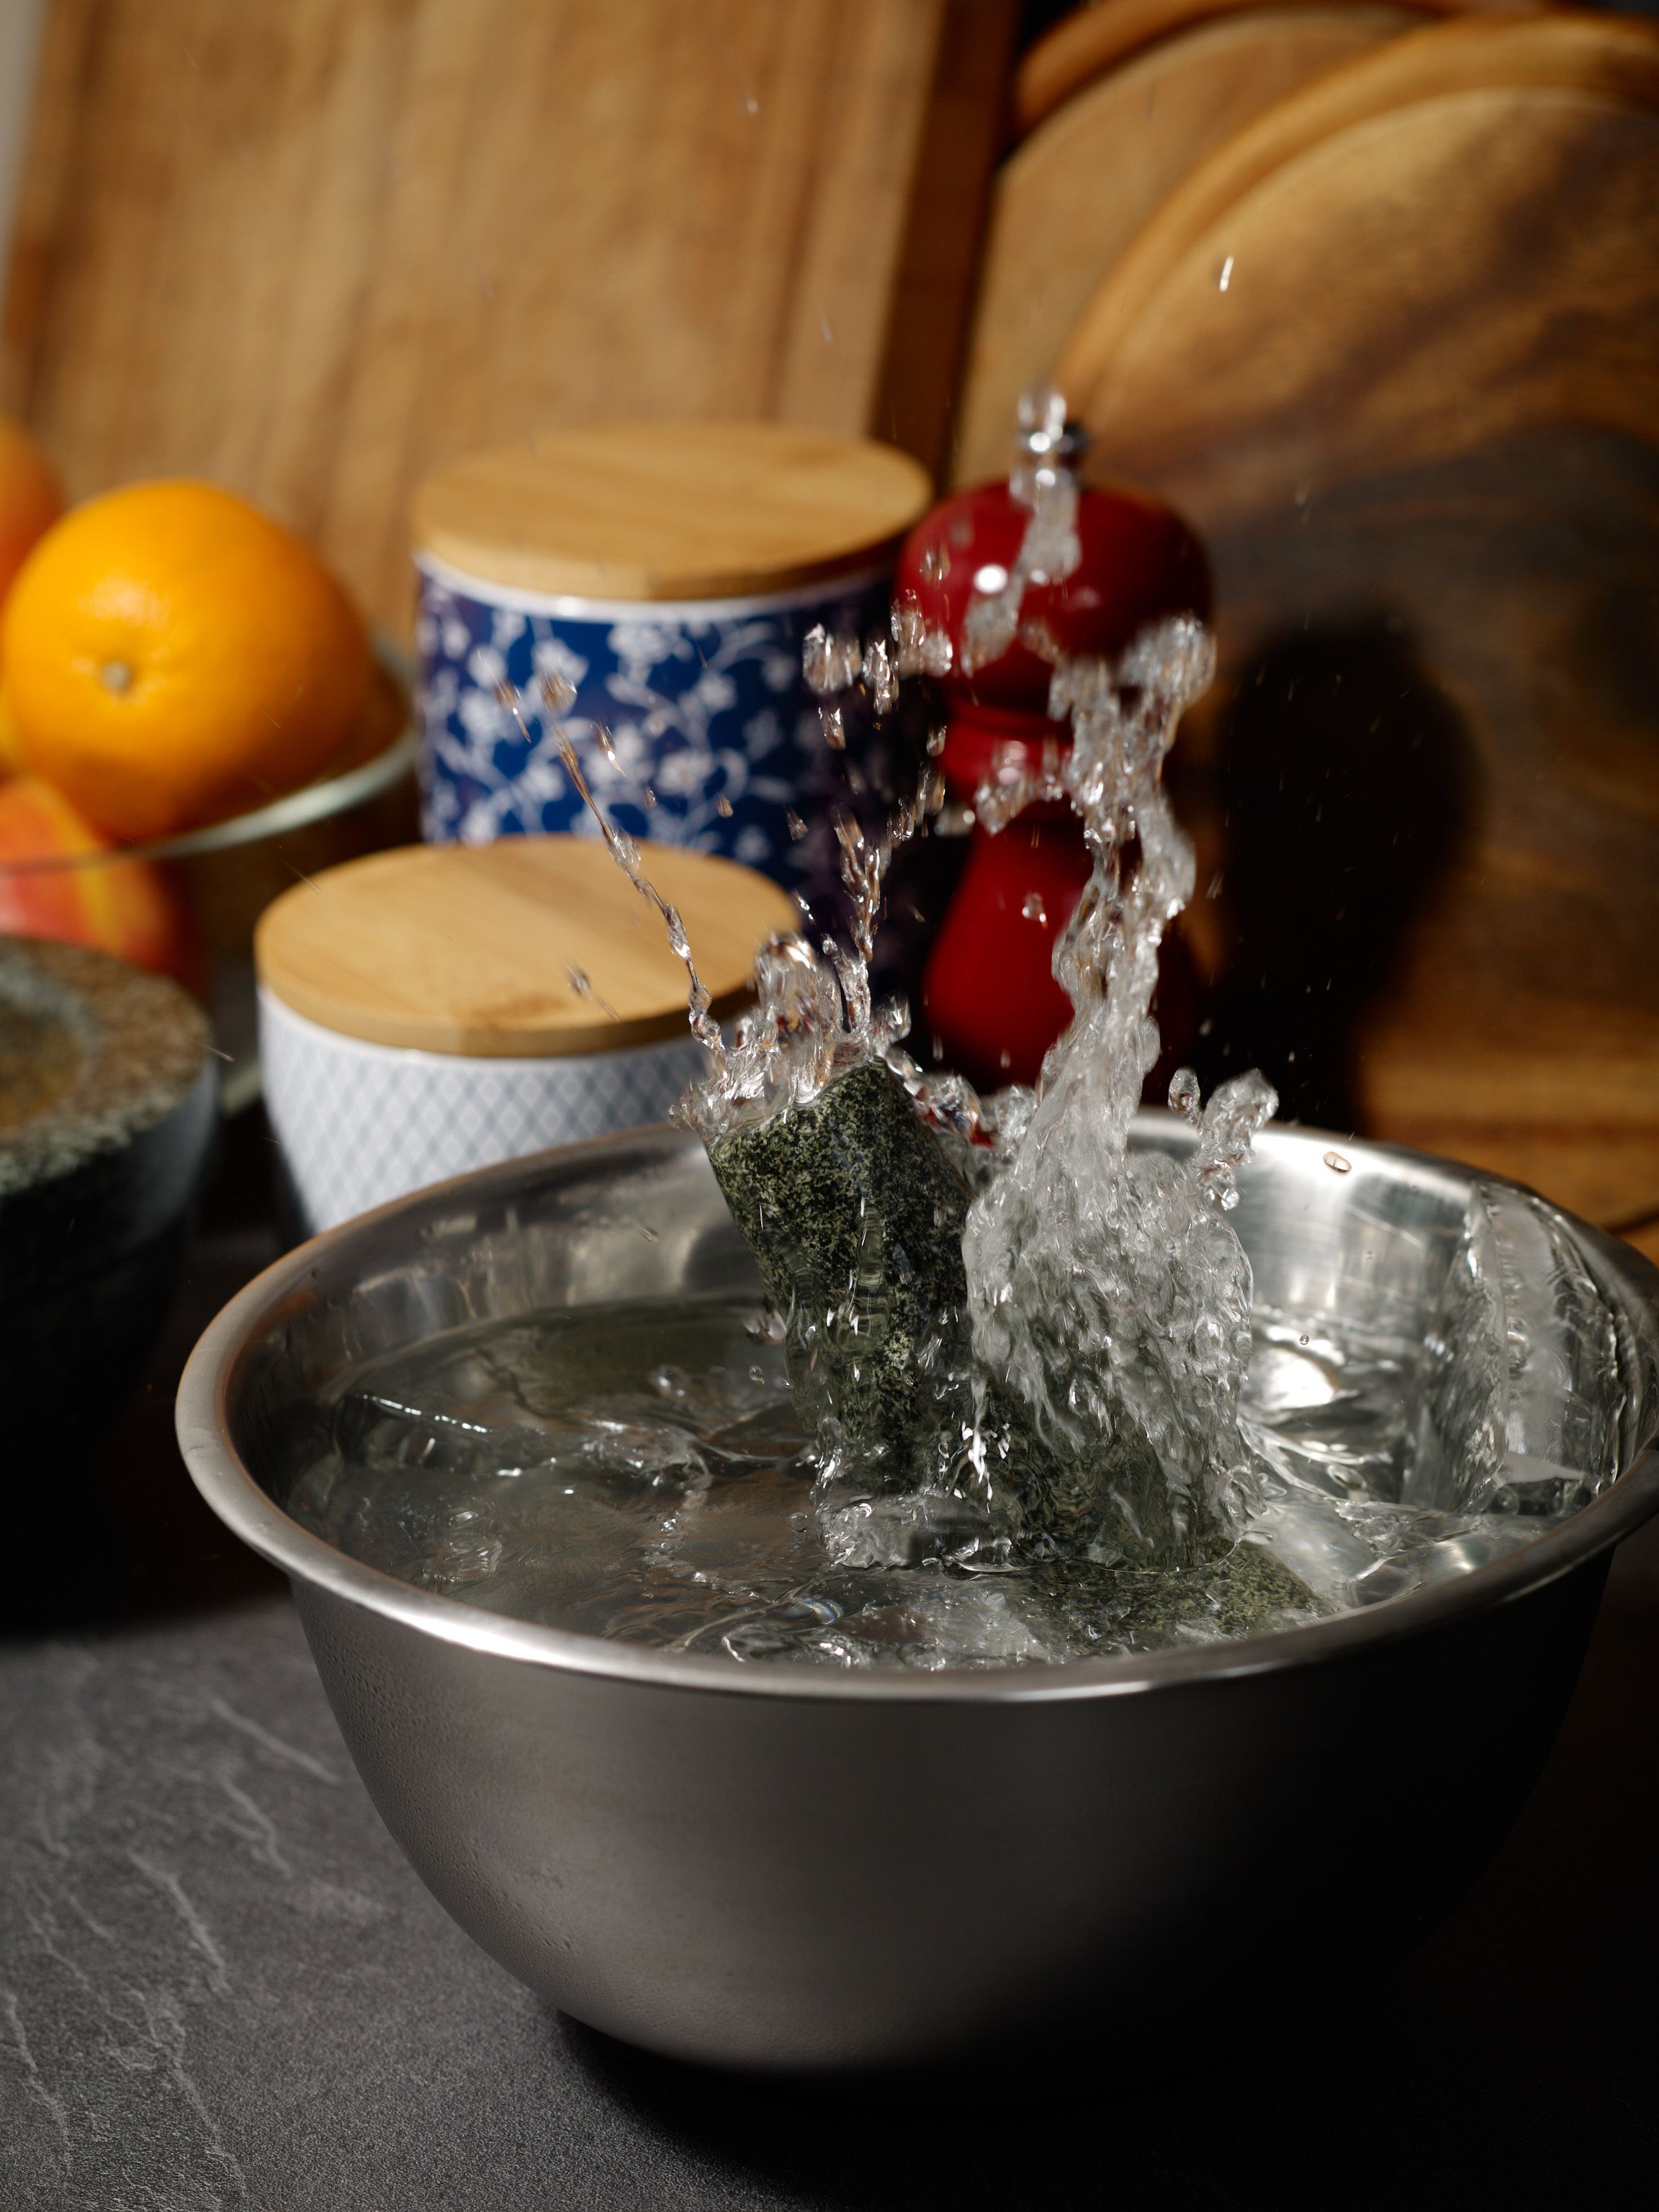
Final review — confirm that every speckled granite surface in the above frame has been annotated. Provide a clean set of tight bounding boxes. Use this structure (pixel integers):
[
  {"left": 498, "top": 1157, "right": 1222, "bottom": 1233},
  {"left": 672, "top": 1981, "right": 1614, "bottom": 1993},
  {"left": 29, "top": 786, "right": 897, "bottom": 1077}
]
[{"left": 3, "top": 1118, "right": 1658, "bottom": 2210}]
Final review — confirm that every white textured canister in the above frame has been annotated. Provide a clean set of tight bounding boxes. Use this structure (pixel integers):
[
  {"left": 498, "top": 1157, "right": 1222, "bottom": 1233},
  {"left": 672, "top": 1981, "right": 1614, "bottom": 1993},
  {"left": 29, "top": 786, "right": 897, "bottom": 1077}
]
[{"left": 255, "top": 835, "right": 796, "bottom": 1235}]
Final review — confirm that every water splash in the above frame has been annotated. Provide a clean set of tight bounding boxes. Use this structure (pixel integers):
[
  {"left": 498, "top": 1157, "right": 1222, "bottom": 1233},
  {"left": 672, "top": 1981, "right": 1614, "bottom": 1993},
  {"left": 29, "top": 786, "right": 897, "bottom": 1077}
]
[
  {"left": 499, "top": 403, "right": 1280, "bottom": 1586},
  {"left": 498, "top": 682, "right": 727, "bottom": 1066}
]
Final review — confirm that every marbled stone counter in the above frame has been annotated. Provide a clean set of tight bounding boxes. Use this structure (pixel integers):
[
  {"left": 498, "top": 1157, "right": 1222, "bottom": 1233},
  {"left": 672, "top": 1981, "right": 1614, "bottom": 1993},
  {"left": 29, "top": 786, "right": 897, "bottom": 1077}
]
[{"left": 3, "top": 1120, "right": 1658, "bottom": 2208}]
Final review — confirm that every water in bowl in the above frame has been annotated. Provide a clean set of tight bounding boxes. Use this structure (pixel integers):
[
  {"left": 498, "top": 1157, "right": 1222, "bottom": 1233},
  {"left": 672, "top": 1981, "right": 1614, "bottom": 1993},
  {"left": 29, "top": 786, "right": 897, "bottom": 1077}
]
[{"left": 286, "top": 1160, "right": 1626, "bottom": 1670}]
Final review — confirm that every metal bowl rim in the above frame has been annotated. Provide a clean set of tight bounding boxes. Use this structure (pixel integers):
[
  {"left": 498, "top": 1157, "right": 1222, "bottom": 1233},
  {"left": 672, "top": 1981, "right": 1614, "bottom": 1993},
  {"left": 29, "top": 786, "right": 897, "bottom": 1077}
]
[{"left": 176, "top": 1116, "right": 1659, "bottom": 1706}]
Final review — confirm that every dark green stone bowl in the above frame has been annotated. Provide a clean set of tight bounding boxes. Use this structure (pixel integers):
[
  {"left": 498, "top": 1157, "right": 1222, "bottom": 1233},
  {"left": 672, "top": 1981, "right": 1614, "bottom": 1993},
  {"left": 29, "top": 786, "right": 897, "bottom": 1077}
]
[{"left": 0, "top": 938, "right": 216, "bottom": 1452}]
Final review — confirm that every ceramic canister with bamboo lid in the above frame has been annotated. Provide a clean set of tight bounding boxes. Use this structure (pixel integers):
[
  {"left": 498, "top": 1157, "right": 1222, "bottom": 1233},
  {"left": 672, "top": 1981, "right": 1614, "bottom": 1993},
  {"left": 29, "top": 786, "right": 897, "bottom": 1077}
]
[
  {"left": 255, "top": 835, "right": 796, "bottom": 1235},
  {"left": 412, "top": 421, "right": 932, "bottom": 894}
]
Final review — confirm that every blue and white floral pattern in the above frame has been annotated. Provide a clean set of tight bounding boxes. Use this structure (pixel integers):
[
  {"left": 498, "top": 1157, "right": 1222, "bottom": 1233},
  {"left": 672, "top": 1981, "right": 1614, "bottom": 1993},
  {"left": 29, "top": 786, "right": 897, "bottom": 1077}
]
[{"left": 415, "top": 554, "right": 891, "bottom": 889}]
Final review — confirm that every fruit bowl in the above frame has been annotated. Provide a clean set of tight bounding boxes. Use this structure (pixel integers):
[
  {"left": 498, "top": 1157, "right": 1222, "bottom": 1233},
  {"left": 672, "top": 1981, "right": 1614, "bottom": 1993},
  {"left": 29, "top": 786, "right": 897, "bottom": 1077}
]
[{"left": 0, "top": 652, "right": 417, "bottom": 1111}]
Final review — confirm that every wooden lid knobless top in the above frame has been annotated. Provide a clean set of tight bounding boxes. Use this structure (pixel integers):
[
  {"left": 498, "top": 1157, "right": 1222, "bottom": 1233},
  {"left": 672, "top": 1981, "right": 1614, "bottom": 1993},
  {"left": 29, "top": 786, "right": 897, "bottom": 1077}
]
[
  {"left": 413, "top": 421, "right": 933, "bottom": 603},
  {"left": 255, "top": 838, "right": 800, "bottom": 1058}
]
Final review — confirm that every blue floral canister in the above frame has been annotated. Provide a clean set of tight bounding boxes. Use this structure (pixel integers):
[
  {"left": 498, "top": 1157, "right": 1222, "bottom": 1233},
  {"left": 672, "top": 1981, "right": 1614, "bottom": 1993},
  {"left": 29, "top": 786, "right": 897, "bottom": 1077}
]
[{"left": 412, "top": 423, "right": 933, "bottom": 893}]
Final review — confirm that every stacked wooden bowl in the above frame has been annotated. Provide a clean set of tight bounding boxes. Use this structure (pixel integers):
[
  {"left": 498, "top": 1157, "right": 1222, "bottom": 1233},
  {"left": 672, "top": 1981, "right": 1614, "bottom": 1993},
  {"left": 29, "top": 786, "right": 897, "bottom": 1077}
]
[{"left": 955, "top": 4, "right": 1659, "bottom": 1253}]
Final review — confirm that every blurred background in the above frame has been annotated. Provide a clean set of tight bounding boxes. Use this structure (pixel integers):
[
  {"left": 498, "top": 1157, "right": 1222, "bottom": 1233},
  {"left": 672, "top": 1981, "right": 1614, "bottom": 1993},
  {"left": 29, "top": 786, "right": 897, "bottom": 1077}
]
[{"left": 1, "top": 0, "right": 1656, "bottom": 1254}]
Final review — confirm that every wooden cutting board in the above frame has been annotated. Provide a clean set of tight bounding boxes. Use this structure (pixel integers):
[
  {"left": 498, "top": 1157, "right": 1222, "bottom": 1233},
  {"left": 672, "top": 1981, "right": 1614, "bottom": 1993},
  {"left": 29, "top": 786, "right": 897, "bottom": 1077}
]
[
  {"left": 1012, "top": 0, "right": 1549, "bottom": 136},
  {"left": 2, "top": 0, "right": 1015, "bottom": 634},
  {"left": 1057, "top": 12, "right": 1659, "bottom": 455},
  {"left": 953, "top": 5, "right": 1419, "bottom": 486},
  {"left": 1058, "top": 14, "right": 1659, "bottom": 1226}
]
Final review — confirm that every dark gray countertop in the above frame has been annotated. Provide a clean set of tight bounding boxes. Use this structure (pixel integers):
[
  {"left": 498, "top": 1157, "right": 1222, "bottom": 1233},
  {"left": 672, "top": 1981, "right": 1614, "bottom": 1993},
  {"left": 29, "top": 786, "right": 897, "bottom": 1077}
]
[{"left": 4, "top": 1116, "right": 1659, "bottom": 2210}]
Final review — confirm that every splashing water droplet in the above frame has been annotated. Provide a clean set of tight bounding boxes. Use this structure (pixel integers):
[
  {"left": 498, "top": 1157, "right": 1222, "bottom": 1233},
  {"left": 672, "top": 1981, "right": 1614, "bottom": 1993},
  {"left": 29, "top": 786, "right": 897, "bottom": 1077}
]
[
  {"left": 820, "top": 705, "right": 846, "bottom": 751},
  {"left": 863, "top": 635, "right": 898, "bottom": 719},
  {"left": 1323, "top": 1151, "right": 1353, "bottom": 1175},
  {"left": 1167, "top": 1067, "right": 1202, "bottom": 1124},
  {"left": 715, "top": 794, "right": 734, "bottom": 819},
  {"left": 1020, "top": 892, "right": 1048, "bottom": 926},
  {"left": 804, "top": 626, "right": 862, "bottom": 696},
  {"left": 567, "top": 963, "right": 620, "bottom": 1022},
  {"left": 786, "top": 810, "right": 807, "bottom": 842}
]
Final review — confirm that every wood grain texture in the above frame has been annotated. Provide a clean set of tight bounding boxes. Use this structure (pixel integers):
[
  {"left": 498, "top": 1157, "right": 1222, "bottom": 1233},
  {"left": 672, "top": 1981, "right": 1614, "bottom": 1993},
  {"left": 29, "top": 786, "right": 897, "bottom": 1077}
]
[
  {"left": 871, "top": 0, "right": 1020, "bottom": 484},
  {"left": 254, "top": 836, "right": 799, "bottom": 1056},
  {"left": 1014, "top": 0, "right": 1546, "bottom": 136},
  {"left": 1058, "top": 14, "right": 1659, "bottom": 1224},
  {"left": 412, "top": 423, "right": 932, "bottom": 602},
  {"left": 1057, "top": 12, "right": 1659, "bottom": 438},
  {"left": 1, "top": 0, "right": 1014, "bottom": 634},
  {"left": 954, "top": 6, "right": 1413, "bottom": 486}
]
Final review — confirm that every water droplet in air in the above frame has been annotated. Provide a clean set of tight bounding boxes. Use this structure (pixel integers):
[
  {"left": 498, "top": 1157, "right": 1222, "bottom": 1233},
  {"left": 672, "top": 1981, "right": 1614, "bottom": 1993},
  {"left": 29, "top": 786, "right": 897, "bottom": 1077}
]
[
  {"left": 567, "top": 963, "right": 619, "bottom": 1020},
  {"left": 1217, "top": 254, "right": 1235, "bottom": 292},
  {"left": 787, "top": 810, "right": 806, "bottom": 841},
  {"left": 804, "top": 626, "right": 861, "bottom": 695},
  {"left": 1323, "top": 1151, "right": 1352, "bottom": 1175},
  {"left": 636, "top": 1223, "right": 660, "bottom": 1244},
  {"left": 999, "top": 1048, "right": 1012, "bottom": 1070},
  {"left": 595, "top": 726, "right": 620, "bottom": 768},
  {"left": 920, "top": 542, "right": 950, "bottom": 584},
  {"left": 1020, "top": 892, "right": 1047, "bottom": 925},
  {"left": 1167, "top": 1067, "right": 1202, "bottom": 1124},
  {"left": 642, "top": 784, "right": 657, "bottom": 808},
  {"left": 541, "top": 670, "right": 578, "bottom": 715},
  {"left": 820, "top": 706, "right": 846, "bottom": 750},
  {"left": 863, "top": 636, "right": 898, "bottom": 718},
  {"left": 715, "top": 793, "right": 733, "bottom": 818}
]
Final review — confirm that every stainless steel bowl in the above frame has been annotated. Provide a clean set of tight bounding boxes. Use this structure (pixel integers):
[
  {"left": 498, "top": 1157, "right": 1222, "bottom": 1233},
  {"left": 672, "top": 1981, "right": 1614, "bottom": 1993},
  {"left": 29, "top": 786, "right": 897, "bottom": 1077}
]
[{"left": 177, "top": 1121, "right": 1659, "bottom": 2070}]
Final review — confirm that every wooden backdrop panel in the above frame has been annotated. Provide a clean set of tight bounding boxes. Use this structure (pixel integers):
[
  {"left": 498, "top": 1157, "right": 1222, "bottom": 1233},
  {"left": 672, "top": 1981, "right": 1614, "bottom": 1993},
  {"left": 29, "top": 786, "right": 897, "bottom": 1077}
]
[
  {"left": 1012, "top": 0, "right": 1545, "bottom": 136},
  {"left": 1060, "top": 17, "right": 1659, "bottom": 1225},
  {"left": 954, "top": 5, "right": 1414, "bottom": 485},
  {"left": 2, "top": 0, "right": 1015, "bottom": 634}
]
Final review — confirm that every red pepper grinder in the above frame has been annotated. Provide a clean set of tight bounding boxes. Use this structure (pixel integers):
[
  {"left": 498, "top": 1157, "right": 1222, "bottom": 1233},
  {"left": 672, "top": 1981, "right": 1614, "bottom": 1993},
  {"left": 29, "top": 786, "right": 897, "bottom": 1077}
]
[{"left": 896, "top": 417, "right": 1210, "bottom": 1089}]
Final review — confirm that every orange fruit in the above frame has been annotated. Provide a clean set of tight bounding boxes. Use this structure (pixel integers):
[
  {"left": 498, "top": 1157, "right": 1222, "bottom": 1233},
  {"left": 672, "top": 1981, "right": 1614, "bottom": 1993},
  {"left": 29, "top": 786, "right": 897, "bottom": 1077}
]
[
  {"left": 0, "top": 773, "right": 197, "bottom": 984},
  {"left": 0, "top": 417, "right": 61, "bottom": 613},
  {"left": 0, "top": 685, "right": 24, "bottom": 778},
  {"left": 1, "top": 480, "right": 371, "bottom": 840}
]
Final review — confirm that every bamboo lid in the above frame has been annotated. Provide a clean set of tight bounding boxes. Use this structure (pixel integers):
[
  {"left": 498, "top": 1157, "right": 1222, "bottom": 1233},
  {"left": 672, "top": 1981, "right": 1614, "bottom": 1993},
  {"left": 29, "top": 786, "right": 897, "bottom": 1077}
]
[
  {"left": 255, "top": 837, "right": 799, "bottom": 1058},
  {"left": 412, "top": 421, "right": 933, "bottom": 603}
]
